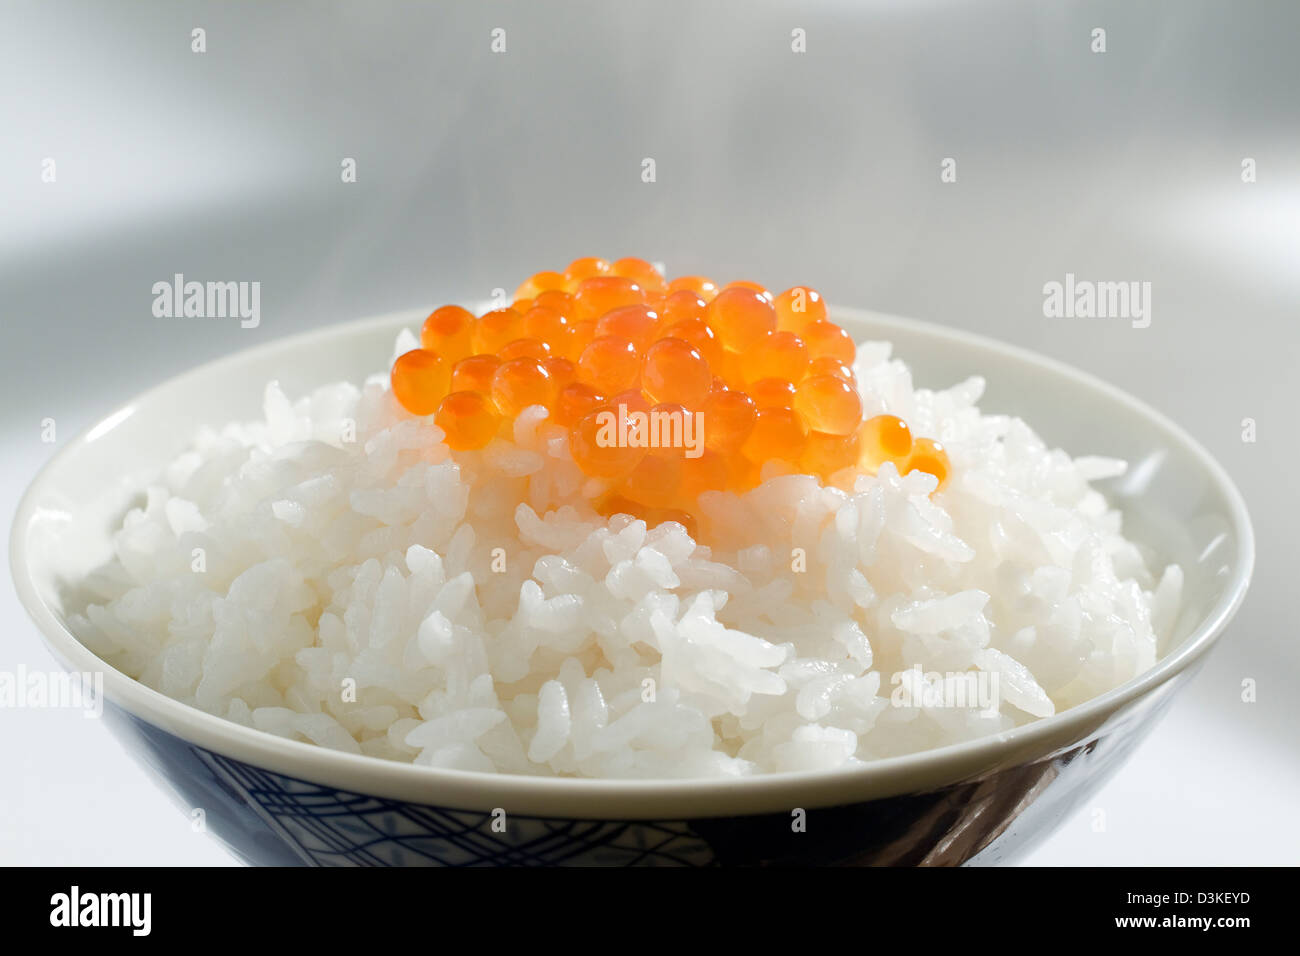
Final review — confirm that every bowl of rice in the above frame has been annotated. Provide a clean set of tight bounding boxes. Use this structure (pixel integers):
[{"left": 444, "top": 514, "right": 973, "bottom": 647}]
[{"left": 11, "top": 265, "right": 1253, "bottom": 866}]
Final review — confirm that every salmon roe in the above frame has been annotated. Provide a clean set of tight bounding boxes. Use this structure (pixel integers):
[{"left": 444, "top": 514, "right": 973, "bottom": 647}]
[
  {"left": 746, "top": 331, "right": 809, "bottom": 385},
  {"left": 708, "top": 287, "right": 777, "bottom": 352},
  {"left": 491, "top": 357, "right": 554, "bottom": 416},
  {"left": 473, "top": 308, "right": 523, "bottom": 354},
  {"left": 514, "top": 270, "right": 566, "bottom": 301},
  {"left": 701, "top": 389, "right": 756, "bottom": 453},
  {"left": 904, "top": 437, "right": 951, "bottom": 487},
  {"left": 391, "top": 349, "right": 449, "bottom": 416},
  {"left": 563, "top": 257, "right": 610, "bottom": 288},
  {"left": 522, "top": 305, "right": 569, "bottom": 347},
  {"left": 641, "top": 337, "right": 712, "bottom": 406},
  {"left": 543, "top": 356, "right": 576, "bottom": 389},
  {"left": 534, "top": 289, "right": 572, "bottom": 312},
  {"left": 805, "top": 355, "right": 855, "bottom": 383},
  {"left": 749, "top": 377, "right": 797, "bottom": 410},
  {"left": 858, "top": 414, "right": 913, "bottom": 468},
  {"left": 774, "top": 286, "right": 827, "bottom": 334},
  {"left": 610, "top": 257, "right": 668, "bottom": 295},
  {"left": 390, "top": 260, "right": 952, "bottom": 534},
  {"left": 744, "top": 407, "right": 807, "bottom": 464},
  {"left": 421, "top": 305, "right": 475, "bottom": 359},
  {"left": 792, "top": 374, "right": 862, "bottom": 436},
  {"left": 434, "top": 390, "right": 499, "bottom": 450},
  {"left": 577, "top": 336, "right": 641, "bottom": 395},
  {"left": 724, "top": 280, "right": 773, "bottom": 302},
  {"left": 660, "top": 317, "right": 723, "bottom": 369},
  {"left": 658, "top": 290, "right": 709, "bottom": 327},
  {"left": 572, "top": 276, "right": 644, "bottom": 321},
  {"left": 802, "top": 319, "right": 856, "bottom": 364},
  {"left": 668, "top": 276, "right": 720, "bottom": 305},
  {"left": 498, "top": 337, "right": 551, "bottom": 361},
  {"left": 450, "top": 354, "right": 500, "bottom": 394},
  {"left": 553, "top": 382, "right": 604, "bottom": 426},
  {"left": 802, "top": 429, "right": 861, "bottom": 480},
  {"left": 595, "top": 305, "right": 660, "bottom": 349}
]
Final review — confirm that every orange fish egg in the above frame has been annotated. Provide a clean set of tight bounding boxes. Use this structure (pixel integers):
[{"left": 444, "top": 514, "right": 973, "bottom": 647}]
[
  {"left": 802, "top": 319, "right": 856, "bottom": 364},
  {"left": 745, "top": 331, "right": 809, "bottom": 385},
  {"left": 595, "top": 305, "right": 660, "bottom": 349},
  {"left": 793, "top": 374, "right": 862, "bottom": 436},
  {"left": 434, "top": 390, "right": 500, "bottom": 450},
  {"left": 450, "top": 354, "right": 500, "bottom": 395},
  {"left": 716, "top": 349, "right": 747, "bottom": 383},
  {"left": 708, "top": 287, "right": 777, "bottom": 352},
  {"left": 679, "top": 449, "right": 730, "bottom": 499},
  {"left": 572, "top": 276, "right": 645, "bottom": 321},
  {"left": 406, "top": 266, "right": 947, "bottom": 529},
  {"left": 658, "top": 289, "right": 709, "bottom": 327},
  {"left": 561, "top": 318, "right": 598, "bottom": 360},
  {"left": 724, "top": 279, "right": 774, "bottom": 302},
  {"left": 742, "top": 406, "right": 807, "bottom": 464},
  {"left": 522, "top": 304, "right": 569, "bottom": 347},
  {"left": 391, "top": 349, "right": 449, "bottom": 416},
  {"left": 641, "top": 292, "right": 667, "bottom": 314},
  {"left": 801, "top": 429, "right": 861, "bottom": 480},
  {"left": 645, "top": 402, "right": 692, "bottom": 457},
  {"left": 420, "top": 305, "right": 475, "bottom": 360},
  {"left": 553, "top": 382, "right": 604, "bottom": 426},
  {"left": 596, "top": 493, "right": 640, "bottom": 517},
  {"left": 563, "top": 257, "right": 610, "bottom": 289},
  {"left": 608, "top": 387, "right": 652, "bottom": 421},
  {"left": 610, "top": 257, "right": 667, "bottom": 295},
  {"left": 491, "top": 357, "right": 555, "bottom": 416},
  {"left": 576, "top": 336, "right": 641, "bottom": 396},
  {"left": 623, "top": 452, "right": 683, "bottom": 508},
  {"left": 641, "top": 337, "right": 712, "bottom": 407},
  {"left": 605, "top": 390, "right": 654, "bottom": 466},
  {"left": 498, "top": 337, "right": 551, "bottom": 361},
  {"left": 904, "top": 437, "right": 951, "bottom": 489},
  {"left": 749, "top": 377, "right": 797, "bottom": 410},
  {"left": 805, "top": 355, "right": 855, "bottom": 382},
  {"left": 667, "top": 275, "right": 720, "bottom": 302},
  {"left": 660, "top": 317, "right": 724, "bottom": 370},
  {"left": 701, "top": 388, "right": 757, "bottom": 453},
  {"left": 569, "top": 410, "right": 645, "bottom": 479},
  {"left": 857, "top": 414, "right": 913, "bottom": 469},
  {"left": 533, "top": 289, "right": 572, "bottom": 314},
  {"left": 543, "top": 356, "right": 576, "bottom": 390},
  {"left": 514, "top": 270, "right": 566, "bottom": 301},
  {"left": 473, "top": 308, "right": 523, "bottom": 354},
  {"left": 773, "top": 286, "right": 827, "bottom": 334}
]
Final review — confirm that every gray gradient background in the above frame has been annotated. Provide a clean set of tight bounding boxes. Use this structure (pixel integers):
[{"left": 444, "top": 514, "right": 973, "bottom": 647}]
[{"left": 2, "top": 1, "right": 1296, "bottom": 865}]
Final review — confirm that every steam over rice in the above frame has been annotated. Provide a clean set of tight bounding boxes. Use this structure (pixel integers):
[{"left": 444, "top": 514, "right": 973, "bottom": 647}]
[{"left": 70, "top": 331, "right": 1182, "bottom": 777}]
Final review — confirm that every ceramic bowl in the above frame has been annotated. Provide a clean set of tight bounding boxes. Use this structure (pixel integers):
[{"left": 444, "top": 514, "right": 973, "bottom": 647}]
[{"left": 10, "top": 307, "right": 1254, "bottom": 866}]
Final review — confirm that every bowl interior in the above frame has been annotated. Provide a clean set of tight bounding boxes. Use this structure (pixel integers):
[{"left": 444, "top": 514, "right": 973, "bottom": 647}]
[{"left": 10, "top": 306, "right": 1253, "bottom": 815}]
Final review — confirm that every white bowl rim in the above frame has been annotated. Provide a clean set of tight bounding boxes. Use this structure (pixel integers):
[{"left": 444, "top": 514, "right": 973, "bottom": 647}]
[{"left": 9, "top": 306, "right": 1255, "bottom": 819}]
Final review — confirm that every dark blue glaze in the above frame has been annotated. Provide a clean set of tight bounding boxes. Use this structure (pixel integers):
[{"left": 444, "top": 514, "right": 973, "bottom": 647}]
[{"left": 101, "top": 665, "right": 1191, "bottom": 866}]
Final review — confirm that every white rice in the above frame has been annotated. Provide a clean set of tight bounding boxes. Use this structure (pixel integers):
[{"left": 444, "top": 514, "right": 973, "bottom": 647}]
[{"left": 69, "top": 332, "right": 1182, "bottom": 777}]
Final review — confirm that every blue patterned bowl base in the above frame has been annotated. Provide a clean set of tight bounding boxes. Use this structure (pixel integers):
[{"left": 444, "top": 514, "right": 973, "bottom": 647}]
[{"left": 102, "top": 672, "right": 1185, "bottom": 866}]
